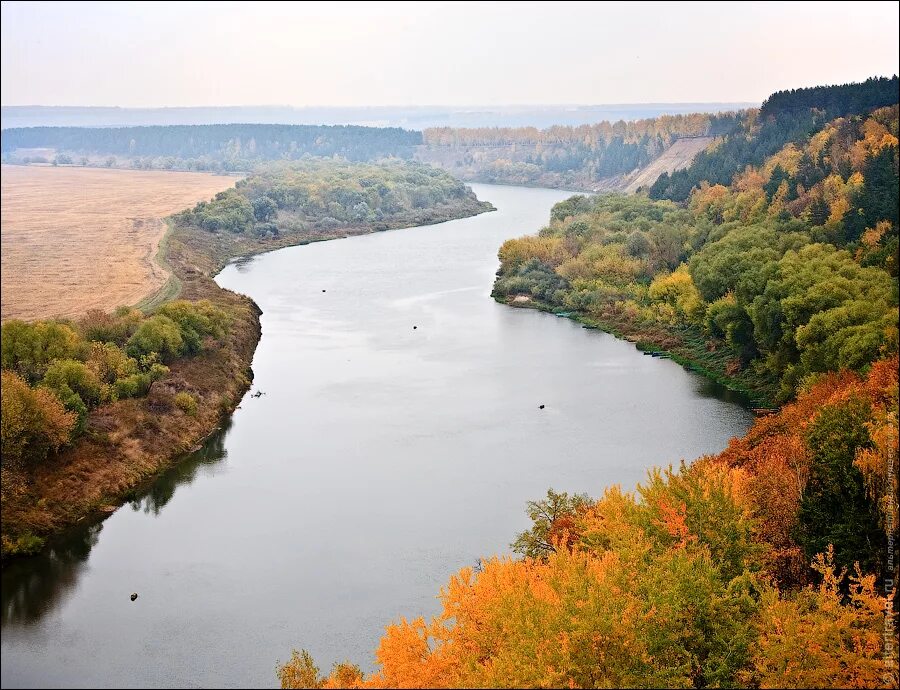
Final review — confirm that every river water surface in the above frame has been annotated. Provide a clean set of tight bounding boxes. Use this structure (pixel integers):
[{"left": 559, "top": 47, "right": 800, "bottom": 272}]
[{"left": 1, "top": 184, "right": 754, "bottom": 688}]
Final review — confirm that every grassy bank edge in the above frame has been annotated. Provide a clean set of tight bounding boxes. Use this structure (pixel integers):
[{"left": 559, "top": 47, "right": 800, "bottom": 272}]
[{"left": 133, "top": 218, "right": 183, "bottom": 313}]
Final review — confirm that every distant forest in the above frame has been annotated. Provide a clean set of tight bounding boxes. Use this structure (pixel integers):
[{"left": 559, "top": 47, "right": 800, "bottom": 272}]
[
  {"left": 650, "top": 76, "right": 899, "bottom": 201},
  {"left": 1, "top": 124, "right": 422, "bottom": 171},
  {"left": 2, "top": 112, "right": 747, "bottom": 185},
  {"left": 417, "top": 112, "right": 744, "bottom": 188},
  {"left": 174, "top": 159, "right": 488, "bottom": 237}
]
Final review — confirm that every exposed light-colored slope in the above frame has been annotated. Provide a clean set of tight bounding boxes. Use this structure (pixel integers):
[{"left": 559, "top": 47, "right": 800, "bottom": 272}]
[
  {"left": 622, "top": 136, "right": 714, "bottom": 192},
  {"left": 589, "top": 136, "right": 715, "bottom": 193}
]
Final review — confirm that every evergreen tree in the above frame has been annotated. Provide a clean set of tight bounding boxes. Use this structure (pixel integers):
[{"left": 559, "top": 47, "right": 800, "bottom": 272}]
[
  {"left": 763, "top": 164, "right": 790, "bottom": 200},
  {"left": 808, "top": 197, "right": 830, "bottom": 226}
]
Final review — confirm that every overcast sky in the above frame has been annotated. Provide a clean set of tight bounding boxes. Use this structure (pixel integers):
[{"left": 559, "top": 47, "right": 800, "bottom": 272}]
[{"left": 2, "top": 1, "right": 898, "bottom": 107}]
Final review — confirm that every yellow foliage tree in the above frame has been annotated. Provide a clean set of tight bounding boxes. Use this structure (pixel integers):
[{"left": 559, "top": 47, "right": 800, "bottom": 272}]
[
  {"left": 0, "top": 370, "right": 76, "bottom": 468},
  {"left": 821, "top": 174, "right": 851, "bottom": 223},
  {"left": 283, "top": 461, "right": 766, "bottom": 689},
  {"left": 763, "top": 143, "right": 803, "bottom": 177},
  {"left": 750, "top": 547, "right": 895, "bottom": 689},
  {"left": 860, "top": 220, "right": 892, "bottom": 250},
  {"left": 498, "top": 236, "right": 571, "bottom": 270},
  {"left": 648, "top": 265, "right": 706, "bottom": 325},
  {"left": 689, "top": 181, "right": 731, "bottom": 223}
]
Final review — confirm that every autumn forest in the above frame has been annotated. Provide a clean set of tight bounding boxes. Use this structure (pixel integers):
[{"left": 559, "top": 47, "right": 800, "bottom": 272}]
[{"left": 1, "top": 4, "right": 898, "bottom": 685}]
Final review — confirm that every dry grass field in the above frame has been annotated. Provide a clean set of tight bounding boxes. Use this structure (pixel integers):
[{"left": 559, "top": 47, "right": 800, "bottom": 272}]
[{"left": 0, "top": 165, "right": 239, "bottom": 321}]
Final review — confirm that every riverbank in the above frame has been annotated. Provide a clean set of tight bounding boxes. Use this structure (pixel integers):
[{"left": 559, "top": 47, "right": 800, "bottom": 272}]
[
  {"left": 495, "top": 295, "right": 779, "bottom": 409},
  {"left": 0, "top": 227, "right": 261, "bottom": 558},
  {"left": 1, "top": 195, "right": 493, "bottom": 561},
  {"left": 170, "top": 195, "right": 494, "bottom": 280}
]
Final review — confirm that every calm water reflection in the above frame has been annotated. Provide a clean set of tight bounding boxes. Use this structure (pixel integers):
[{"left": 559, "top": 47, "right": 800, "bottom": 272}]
[
  {"left": 1, "top": 184, "right": 753, "bottom": 688},
  {"left": 2, "top": 424, "right": 231, "bottom": 629}
]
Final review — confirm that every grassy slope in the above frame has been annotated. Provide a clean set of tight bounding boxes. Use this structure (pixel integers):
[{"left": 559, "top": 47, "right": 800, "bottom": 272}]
[{"left": 1, "top": 195, "right": 493, "bottom": 557}]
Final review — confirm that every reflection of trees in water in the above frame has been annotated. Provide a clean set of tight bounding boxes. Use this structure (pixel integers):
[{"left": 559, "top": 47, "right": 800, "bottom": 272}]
[
  {"left": 693, "top": 375, "right": 752, "bottom": 408},
  {"left": 232, "top": 255, "right": 258, "bottom": 273},
  {"left": 1, "top": 521, "right": 102, "bottom": 626},
  {"left": 0, "top": 423, "right": 230, "bottom": 628},
  {"left": 131, "top": 423, "right": 230, "bottom": 515}
]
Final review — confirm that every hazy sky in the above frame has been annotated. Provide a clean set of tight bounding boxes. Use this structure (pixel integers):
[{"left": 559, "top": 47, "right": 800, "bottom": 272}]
[{"left": 2, "top": 1, "right": 898, "bottom": 107}]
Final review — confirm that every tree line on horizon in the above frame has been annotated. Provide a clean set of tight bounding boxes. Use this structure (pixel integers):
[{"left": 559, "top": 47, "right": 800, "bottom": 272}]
[
  {"left": 0, "top": 123, "right": 422, "bottom": 172},
  {"left": 3, "top": 77, "right": 896, "bottom": 196}
]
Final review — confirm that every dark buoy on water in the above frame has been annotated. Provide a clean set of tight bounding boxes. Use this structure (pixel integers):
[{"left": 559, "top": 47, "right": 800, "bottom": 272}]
[
  {"left": 539, "top": 404, "right": 545, "bottom": 409},
  {"left": 322, "top": 289, "right": 326, "bottom": 293},
  {"left": 130, "top": 593, "right": 138, "bottom": 602},
  {"left": 413, "top": 326, "right": 417, "bottom": 330}
]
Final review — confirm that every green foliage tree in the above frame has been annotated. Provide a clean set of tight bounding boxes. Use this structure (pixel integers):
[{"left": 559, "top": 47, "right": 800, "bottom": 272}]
[
  {"left": 85, "top": 342, "right": 139, "bottom": 384},
  {"left": 41, "top": 359, "right": 105, "bottom": 428},
  {"left": 113, "top": 363, "right": 168, "bottom": 400},
  {"left": 493, "top": 258, "right": 569, "bottom": 303},
  {"left": 1, "top": 320, "right": 82, "bottom": 382},
  {"left": 511, "top": 488, "right": 592, "bottom": 559},
  {"left": 796, "top": 398, "right": 883, "bottom": 573},
  {"left": 156, "top": 300, "right": 228, "bottom": 355},
  {"left": 688, "top": 226, "right": 806, "bottom": 303},
  {"left": 278, "top": 650, "right": 321, "bottom": 689},
  {"left": 251, "top": 195, "right": 278, "bottom": 222},
  {"left": 705, "top": 294, "right": 756, "bottom": 355},
  {"left": 749, "top": 244, "right": 896, "bottom": 395},
  {"left": 125, "top": 315, "right": 184, "bottom": 362}
]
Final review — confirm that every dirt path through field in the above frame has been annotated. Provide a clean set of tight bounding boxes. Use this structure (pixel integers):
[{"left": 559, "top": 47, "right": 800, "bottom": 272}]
[{"left": 1, "top": 165, "right": 238, "bottom": 321}]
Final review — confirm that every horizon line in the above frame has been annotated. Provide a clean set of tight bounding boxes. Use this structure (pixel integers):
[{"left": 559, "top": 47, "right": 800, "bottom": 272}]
[{"left": 1, "top": 101, "right": 761, "bottom": 110}]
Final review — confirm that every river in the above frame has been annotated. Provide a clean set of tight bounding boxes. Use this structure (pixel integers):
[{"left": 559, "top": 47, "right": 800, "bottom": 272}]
[{"left": 1, "top": 184, "right": 754, "bottom": 688}]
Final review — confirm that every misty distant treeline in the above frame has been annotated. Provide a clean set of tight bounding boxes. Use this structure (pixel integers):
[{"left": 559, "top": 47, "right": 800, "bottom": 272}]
[
  {"left": 2, "top": 113, "right": 744, "bottom": 184},
  {"left": 0, "top": 103, "right": 757, "bottom": 130},
  {"left": 1, "top": 124, "right": 423, "bottom": 169},
  {"left": 650, "top": 76, "right": 899, "bottom": 201},
  {"left": 415, "top": 112, "right": 745, "bottom": 189}
]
